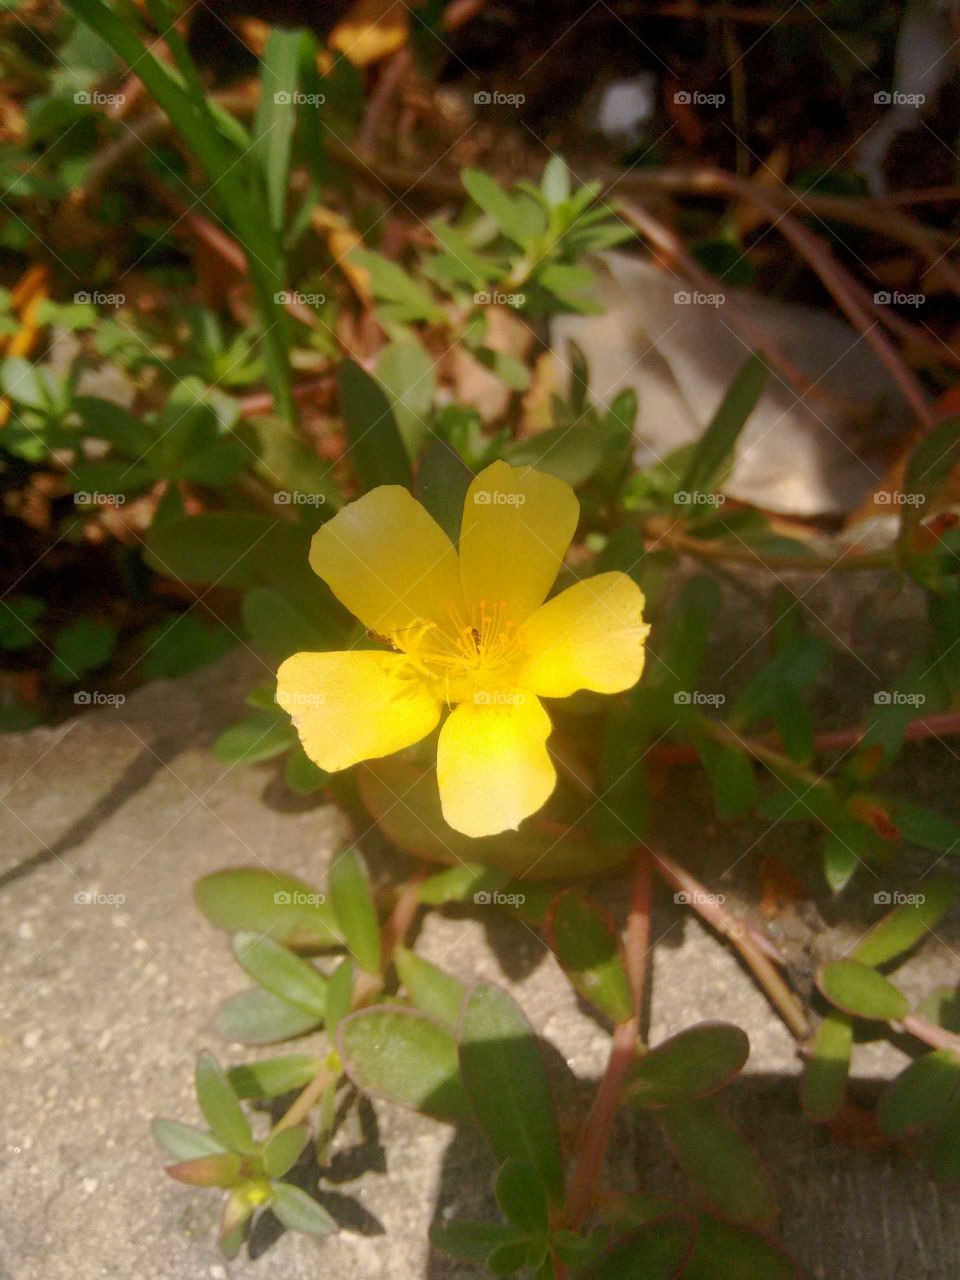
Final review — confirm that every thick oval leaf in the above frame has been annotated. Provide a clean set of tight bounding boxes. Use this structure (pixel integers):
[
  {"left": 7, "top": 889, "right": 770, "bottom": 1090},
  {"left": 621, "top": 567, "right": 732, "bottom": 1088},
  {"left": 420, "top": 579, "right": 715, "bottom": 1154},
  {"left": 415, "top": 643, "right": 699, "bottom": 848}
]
[
  {"left": 430, "top": 1220, "right": 527, "bottom": 1264},
  {"left": 800, "top": 1010, "right": 852, "bottom": 1122},
  {"left": 145, "top": 514, "right": 302, "bottom": 589},
  {"left": 213, "top": 712, "right": 296, "bottom": 765},
  {"left": 681, "top": 352, "right": 768, "bottom": 496},
  {"left": 166, "top": 1152, "right": 243, "bottom": 1187},
  {"left": 375, "top": 340, "right": 436, "bottom": 454},
  {"left": 324, "top": 957, "right": 354, "bottom": 1036},
  {"left": 458, "top": 983, "right": 565, "bottom": 1205},
  {"left": 338, "top": 1006, "right": 471, "bottom": 1122},
  {"left": 546, "top": 890, "right": 633, "bottom": 1024},
  {"left": 214, "top": 988, "right": 323, "bottom": 1045},
  {"left": 929, "top": 1094, "right": 960, "bottom": 1183},
  {"left": 394, "top": 946, "right": 466, "bottom": 1030},
  {"left": 329, "top": 848, "right": 382, "bottom": 974},
  {"left": 655, "top": 1096, "right": 778, "bottom": 1228},
  {"left": 625, "top": 1023, "right": 750, "bottom": 1109},
  {"left": 195, "top": 1050, "right": 257, "bottom": 1154},
  {"left": 851, "top": 878, "right": 956, "bottom": 967},
  {"left": 358, "top": 758, "right": 627, "bottom": 878},
  {"left": 414, "top": 438, "right": 473, "bottom": 542},
  {"left": 195, "top": 869, "right": 340, "bottom": 948},
  {"left": 228, "top": 1054, "right": 322, "bottom": 1099},
  {"left": 817, "top": 961, "right": 909, "bottom": 1022},
  {"left": 338, "top": 357, "right": 412, "bottom": 488},
  {"left": 494, "top": 1159, "right": 549, "bottom": 1236},
  {"left": 684, "top": 1216, "right": 800, "bottom": 1280},
  {"left": 270, "top": 1182, "right": 337, "bottom": 1236},
  {"left": 151, "top": 1118, "right": 228, "bottom": 1160},
  {"left": 878, "top": 1049, "right": 960, "bottom": 1137},
  {"left": 487, "top": 1237, "right": 544, "bottom": 1274},
  {"left": 418, "top": 864, "right": 506, "bottom": 906},
  {"left": 262, "top": 1124, "right": 310, "bottom": 1178},
  {"left": 233, "top": 932, "right": 328, "bottom": 1017},
  {"left": 578, "top": 1216, "right": 697, "bottom": 1279}
]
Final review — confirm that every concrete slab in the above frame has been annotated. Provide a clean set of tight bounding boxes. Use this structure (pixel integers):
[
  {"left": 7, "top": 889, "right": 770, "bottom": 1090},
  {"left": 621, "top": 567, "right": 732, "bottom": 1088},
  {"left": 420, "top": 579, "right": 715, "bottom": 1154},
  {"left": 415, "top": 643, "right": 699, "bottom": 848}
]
[{"left": 1, "top": 579, "right": 958, "bottom": 1280}]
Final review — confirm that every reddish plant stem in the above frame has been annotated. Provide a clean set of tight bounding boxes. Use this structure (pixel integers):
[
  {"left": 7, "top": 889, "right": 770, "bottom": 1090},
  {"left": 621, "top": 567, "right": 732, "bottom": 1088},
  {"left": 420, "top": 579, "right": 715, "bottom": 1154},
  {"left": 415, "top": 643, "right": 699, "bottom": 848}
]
[
  {"left": 901, "top": 1013, "right": 960, "bottom": 1056},
  {"left": 561, "top": 853, "right": 651, "bottom": 1243},
  {"left": 649, "top": 848, "right": 809, "bottom": 1040},
  {"left": 648, "top": 710, "right": 960, "bottom": 768}
]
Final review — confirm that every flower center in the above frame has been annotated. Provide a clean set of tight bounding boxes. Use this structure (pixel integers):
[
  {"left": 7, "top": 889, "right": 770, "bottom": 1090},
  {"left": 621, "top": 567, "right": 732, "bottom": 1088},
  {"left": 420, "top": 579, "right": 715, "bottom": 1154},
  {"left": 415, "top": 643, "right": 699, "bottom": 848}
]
[{"left": 389, "top": 599, "right": 525, "bottom": 705}]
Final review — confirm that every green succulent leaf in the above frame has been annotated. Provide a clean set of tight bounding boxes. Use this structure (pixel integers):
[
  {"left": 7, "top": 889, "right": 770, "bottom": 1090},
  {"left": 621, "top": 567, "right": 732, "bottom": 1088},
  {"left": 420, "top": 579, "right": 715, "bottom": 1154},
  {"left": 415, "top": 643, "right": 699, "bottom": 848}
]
[
  {"left": 195, "top": 868, "right": 340, "bottom": 948},
  {"left": 329, "top": 848, "right": 382, "bottom": 974},
  {"left": 232, "top": 931, "right": 328, "bottom": 1017},
  {"left": 817, "top": 961, "right": 910, "bottom": 1022},
  {"left": 800, "top": 1010, "right": 853, "bottom": 1122},
  {"left": 546, "top": 890, "right": 633, "bottom": 1024},
  {"left": 625, "top": 1022, "right": 750, "bottom": 1109},
  {"left": 195, "top": 1050, "right": 257, "bottom": 1154}
]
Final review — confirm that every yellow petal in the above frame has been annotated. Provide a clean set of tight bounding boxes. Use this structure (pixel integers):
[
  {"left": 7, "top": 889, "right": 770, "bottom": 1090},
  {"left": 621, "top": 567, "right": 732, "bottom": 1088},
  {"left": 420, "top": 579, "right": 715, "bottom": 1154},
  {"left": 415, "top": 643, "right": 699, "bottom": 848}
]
[
  {"left": 277, "top": 650, "right": 440, "bottom": 771},
  {"left": 518, "top": 572, "right": 649, "bottom": 698},
  {"left": 310, "top": 486, "right": 463, "bottom": 636},
  {"left": 437, "top": 694, "right": 556, "bottom": 837},
  {"left": 458, "top": 461, "right": 579, "bottom": 623},
  {"left": 329, "top": 0, "right": 409, "bottom": 66}
]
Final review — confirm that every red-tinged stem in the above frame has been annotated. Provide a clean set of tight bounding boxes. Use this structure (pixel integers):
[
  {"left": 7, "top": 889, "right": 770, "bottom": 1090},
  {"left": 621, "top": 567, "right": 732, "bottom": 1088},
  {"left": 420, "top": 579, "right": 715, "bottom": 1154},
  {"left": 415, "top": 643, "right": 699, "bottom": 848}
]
[
  {"left": 649, "top": 848, "right": 810, "bottom": 1041},
  {"left": 901, "top": 1013, "right": 960, "bottom": 1056},
  {"left": 560, "top": 854, "right": 651, "bottom": 1249},
  {"left": 647, "top": 710, "right": 960, "bottom": 769}
]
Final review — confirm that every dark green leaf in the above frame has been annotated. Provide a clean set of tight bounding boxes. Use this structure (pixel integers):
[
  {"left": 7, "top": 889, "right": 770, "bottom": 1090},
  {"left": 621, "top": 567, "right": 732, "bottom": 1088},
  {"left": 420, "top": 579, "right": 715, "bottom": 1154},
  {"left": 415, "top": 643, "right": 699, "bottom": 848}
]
[
  {"left": 376, "top": 340, "right": 436, "bottom": 454},
  {"left": 262, "top": 1124, "right": 310, "bottom": 1178},
  {"left": 462, "top": 169, "right": 547, "bottom": 245},
  {"left": 140, "top": 615, "right": 234, "bottom": 679},
  {"left": 656, "top": 1096, "right": 777, "bottom": 1227},
  {"left": 214, "top": 988, "right": 323, "bottom": 1044},
  {"left": 430, "top": 1220, "right": 527, "bottom": 1264},
  {"left": 195, "top": 868, "right": 340, "bottom": 947},
  {"left": 458, "top": 982, "right": 565, "bottom": 1204},
  {"left": 800, "top": 1010, "right": 852, "bottom": 1122},
  {"left": 195, "top": 1050, "right": 257, "bottom": 1154},
  {"left": 338, "top": 1006, "right": 471, "bottom": 1122},
  {"left": 817, "top": 961, "right": 909, "bottom": 1021},
  {"left": 324, "top": 956, "right": 354, "bottom": 1036},
  {"left": 49, "top": 618, "right": 116, "bottom": 681},
  {"left": 329, "top": 848, "right": 381, "bottom": 974},
  {"left": 546, "top": 890, "right": 632, "bottom": 1023},
  {"left": 228, "top": 1054, "right": 322, "bottom": 1099},
  {"left": 233, "top": 932, "right": 328, "bottom": 1017},
  {"left": 254, "top": 27, "right": 313, "bottom": 234},
  {"left": 851, "top": 878, "right": 956, "bottom": 966},
  {"left": 414, "top": 438, "right": 473, "bottom": 543},
  {"left": 242, "top": 587, "right": 332, "bottom": 660},
  {"left": 270, "top": 1182, "right": 337, "bottom": 1235},
  {"left": 505, "top": 426, "right": 604, "bottom": 487},
  {"left": 681, "top": 353, "right": 768, "bottom": 496},
  {"left": 895, "top": 805, "right": 960, "bottom": 857},
  {"left": 417, "top": 864, "right": 505, "bottom": 905},
  {"left": 152, "top": 1117, "right": 229, "bottom": 1160},
  {"left": 494, "top": 1159, "right": 549, "bottom": 1235},
  {"left": 578, "top": 1217, "right": 697, "bottom": 1279},
  {"left": 214, "top": 712, "right": 296, "bottom": 765},
  {"left": 394, "top": 946, "right": 466, "bottom": 1030},
  {"left": 625, "top": 1023, "right": 750, "bottom": 1109},
  {"left": 284, "top": 744, "right": 329, "bottom": 795},
  {"left": 929, "top": 1094, "right": 960, "bottom": 1182},
  {"left": 684, "top": 1216, "right": 800, "bottom": 1280},
  {"left": 338, "top": 358, "right": 412, "bottom": 488},
  {"left": 878, "top": 1049, "right": 960, "bottom": 1137},
  {"left": 0, "top": 596, "right": 44, "bottom": 651}
]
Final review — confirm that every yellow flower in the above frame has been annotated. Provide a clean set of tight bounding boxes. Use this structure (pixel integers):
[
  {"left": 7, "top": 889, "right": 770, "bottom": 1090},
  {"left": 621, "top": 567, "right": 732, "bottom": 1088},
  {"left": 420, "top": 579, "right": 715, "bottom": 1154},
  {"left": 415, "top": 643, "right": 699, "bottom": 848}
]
[{"left": 277, "top": 460, "right": 648, "bottom": 838}]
